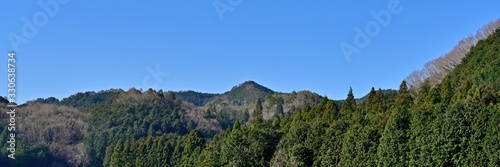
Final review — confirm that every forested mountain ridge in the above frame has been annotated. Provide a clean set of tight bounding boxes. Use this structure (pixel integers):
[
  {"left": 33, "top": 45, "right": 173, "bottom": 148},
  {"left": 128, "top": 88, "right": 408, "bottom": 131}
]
[
  {"left": 108, "top": 27, "right": 500, "bottom": 166},
  {"left": 145, "top": 28, "right": 499, "bottom": 167},
  {"left": 0, "top": 23, "right": 499, "bottom": 167},
  {"left": 0, "top": 81, "right": 326, "bottom": 166},
  {"left": 23, "top": 89, "right": 125, "bottom": 110}
]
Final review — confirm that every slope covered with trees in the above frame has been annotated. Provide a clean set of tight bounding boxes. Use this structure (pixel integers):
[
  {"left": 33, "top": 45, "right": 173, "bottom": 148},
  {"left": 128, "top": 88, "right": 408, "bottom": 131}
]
[
  {"left": 188, "top": 26, "right": 500, "bottom": 166},
  {"left": 0, "top": 103, "right": 89, "bottom": 167},
  {"left": 1, "top": 21, "right": 499, "bottom": 167},
  {"left": 108, "top": 27, "right": 500, "bottom": 166}
]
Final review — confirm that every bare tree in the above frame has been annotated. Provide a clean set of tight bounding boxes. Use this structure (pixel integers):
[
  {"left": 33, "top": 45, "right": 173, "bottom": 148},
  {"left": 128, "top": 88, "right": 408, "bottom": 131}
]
[
  {"left": 14, "top": 104, "right": 90, "bottom": 167},
  {"left": 405, "top": 18, "right": 500, "bottom": 92}
]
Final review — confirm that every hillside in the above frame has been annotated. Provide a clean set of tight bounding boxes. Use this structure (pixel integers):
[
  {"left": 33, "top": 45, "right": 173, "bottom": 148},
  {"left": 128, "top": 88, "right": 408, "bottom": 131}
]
[
  {"left": 110, "top": 27, "right": 500, "bottom": 167},
  {"left": 173, "top": 91, "right": 219, "bottom": 106},
  {"left": 192, "top": 28, "right": 500, "bottom": 167},
  {"left": 0, "top": 80, "right": 327, "bottom": 166},
  {"left": 0, "top": 27, "right": 499, "bottom": 167}
]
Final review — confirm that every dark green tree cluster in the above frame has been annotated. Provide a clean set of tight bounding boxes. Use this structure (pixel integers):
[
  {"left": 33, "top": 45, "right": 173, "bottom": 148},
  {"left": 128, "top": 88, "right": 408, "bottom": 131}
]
[
  {"left": 105, "top": 134, "right": 185, "bottom": 167},
  {"left": 24, "top": 97, "right": 60, "bottom": 105},
  {"left": 84, "top": 88, "right": 196, "bottom": 166},
  {"left": 173, "top": 91, "right": 219, "bottom": 106},
  {"left": 1, "top": 28, "right": 500, "bottom": 167},
  {"left": 60, "top": 89, "right": 124, "bottom": 110},
  {"left": 196, "top": 99, "right": 282, "bottom": 167},
  {"left": 150, "top": 29, "right": 500, "bottom": 166}
]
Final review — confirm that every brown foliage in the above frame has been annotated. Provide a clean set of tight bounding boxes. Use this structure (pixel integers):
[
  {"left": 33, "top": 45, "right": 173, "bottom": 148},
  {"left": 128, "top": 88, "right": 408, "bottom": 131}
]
[{"left": 16, "top": 104, "right": 90, "bottom": 166}]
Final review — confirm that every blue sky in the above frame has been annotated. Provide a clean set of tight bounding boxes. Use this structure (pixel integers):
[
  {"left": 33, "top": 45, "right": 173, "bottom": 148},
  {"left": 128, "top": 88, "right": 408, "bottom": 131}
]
[{"left": 1, "top": 0, "right": 499, "bottom": 104}]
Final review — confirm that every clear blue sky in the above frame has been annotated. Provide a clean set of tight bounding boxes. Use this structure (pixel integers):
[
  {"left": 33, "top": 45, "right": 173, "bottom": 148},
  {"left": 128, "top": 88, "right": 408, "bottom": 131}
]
[{"left": 1, "top": 0, "right": 499, "bottom": 104}]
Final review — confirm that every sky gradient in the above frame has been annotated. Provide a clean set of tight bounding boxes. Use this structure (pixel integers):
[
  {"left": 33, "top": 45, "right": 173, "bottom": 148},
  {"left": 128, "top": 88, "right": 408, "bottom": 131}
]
[{"left": 1, "top": 0, "right": 500, "bottom": 104}]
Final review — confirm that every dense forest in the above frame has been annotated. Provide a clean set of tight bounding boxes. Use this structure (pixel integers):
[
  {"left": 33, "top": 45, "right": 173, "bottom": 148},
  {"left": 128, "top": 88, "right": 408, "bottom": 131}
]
[{"left": 0, "top": 22, "right": 500, "bottom": 166}]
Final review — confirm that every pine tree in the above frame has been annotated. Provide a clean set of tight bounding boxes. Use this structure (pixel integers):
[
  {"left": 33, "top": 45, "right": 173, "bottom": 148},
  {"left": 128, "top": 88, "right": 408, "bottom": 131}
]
[
  {"left": 367, "top": 87, "right": 377, "bottom": 110},
  {"left": 376, "top": 88, "right": 387, "bottom": 112},
  {"left": 377, "top": 81, "right": 412, "bottom": 167},
  {"left": 134, "top": 137, "right": 153, "bottom": 167},
  {"left": 179, "top": 130, "right": 205, "bottom": 167},
  {"left": 200, "top": 143, "right": 218, "bottom": 167},
  {"left": 253, "top": 98, "right": 264, "bottom": 124},
  {"left": 342, "top": 87, "right": 356, "bottom": 112},
  {"left": 125, "top": 138, "right": 137, "bottom": 167},
  {"left": 169, "top": 141, "right": 182, "bottom": 166},
  {"left": 220, "top": 122, "right": 246, "bottom": 166},
  {"left": 317, "top": 120, "right": 347, "bottom": 166},
  {"left": 243, "top": 109, "right": 250, "bottom": 123},
  {"left": 103, "top": 145, "right": 114, "bottom": 167},
  {"left": 276, "top": 103, "right": 284, "bottom": 118},
  {"left": 484, "top": 104, "right": 500, "bottom": 166},
  {"left": 110, "top": 139, "right": 124, "bottom": 167},
  {"left": 232, "top": 119, "right": 241, "bottom": 132}
]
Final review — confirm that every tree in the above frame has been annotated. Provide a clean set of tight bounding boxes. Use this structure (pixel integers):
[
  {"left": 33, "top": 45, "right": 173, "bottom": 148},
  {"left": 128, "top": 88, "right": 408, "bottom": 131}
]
[
  {"left": 110, "top": 139, "right": 124, "bottom": 167},
  {"left": 275, "top": 103, "right": 284, "bottom": 118},
  {"left": 103, "top": 145, "right": 114, "bottom": 167},
  {"left": 179, "top": 130, "right": 205, "bottom": 167},
  {"left": 342, "top": 87, "right": 356, "bottom": 112},
  {"left": 253, "top": 98, "right": 264, "bottom": 124},
  {"left": 377, "top": 81, "right": 412, "bottom": 167}
]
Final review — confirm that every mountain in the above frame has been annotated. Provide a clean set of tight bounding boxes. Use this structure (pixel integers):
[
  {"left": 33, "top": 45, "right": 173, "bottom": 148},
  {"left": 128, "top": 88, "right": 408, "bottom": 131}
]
[
  {"left": 173, "top": 81, "right": 275, "bottom": 106},
  {"left": 356, "top": 89, "right": 397, "bottom": 103},
  {"left": 182, "top": 81, "right": 323, "bottom": 132},
  {"left": 173, "top": 91, "right": 219, "bottom": 106},
  {"left": 60, "top": 89, "right": 125, "bottom": 110},
  {"left": 215, "top": 80, "right": 275, "bottom": 103},
  {"left": 7, "top": 80, "right": 324, "bottom": 166},
  {"left": 169, "top": 81, "right": 323, "bottom": 131},
  {"left": 174, "top": 27, "right": 500, "bottom": 167},
  {"left": 3, "top": 25, "right": 500, "bottom": 166}
]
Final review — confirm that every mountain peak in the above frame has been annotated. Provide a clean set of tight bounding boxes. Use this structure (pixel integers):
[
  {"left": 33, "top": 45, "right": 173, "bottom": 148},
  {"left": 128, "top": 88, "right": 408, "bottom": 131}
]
[{"left": 232, "top": 81, "right": 274, "bottom": 94}]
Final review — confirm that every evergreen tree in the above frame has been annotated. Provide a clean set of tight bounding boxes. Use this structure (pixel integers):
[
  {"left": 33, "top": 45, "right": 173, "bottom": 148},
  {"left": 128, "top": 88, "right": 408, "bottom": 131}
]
[
  {"left": 179, "top": 130, "right": 205, "bottom": 167},
  {"left": 275, "top": 103, "right": 284, "bottom": 118},
  {"left": 377, "top": 81, "right": 412, "bottom": 167},
  {"left": 253, "top": 98, "right": 264, "bottom": 124},
  {"left": 103, "top": 145, "right": 114, "bottom": 167},
  {"left": 342, "top": 87, "right": 356, "bottom": 112},
  {"left": 110, "top": 139, "right": 124, "bottom": 167},
  {"left": 200, "top": 143, "right": 219, "bottom": 167},
  {"left": 243, "top": 109, "right": 250, "bottom": 123},
  {"left": 134, "top": 139, "right": 148, "bottom": 167}
]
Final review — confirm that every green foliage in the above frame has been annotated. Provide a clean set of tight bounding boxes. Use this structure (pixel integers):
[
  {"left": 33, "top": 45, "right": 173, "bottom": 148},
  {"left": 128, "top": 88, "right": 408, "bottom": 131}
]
[
  {"left": 109, "top": 134, "right": 184, "bottom": 167},
  {"left": 252, "top": 98, "right": 264, "bottom": 124},
  {"left": 4, "top": 29, "right": 500, "bottom": 167},
  {"left": 377, "top": 81, "right": 412, "bottom": 167},
  {"left": 24, "top": 97, "right": 60, "bottom": 105},
  {"left": 109, "top": 139, "right": 125, "bottom": 167},
  {"left": 341, "top": 87, "right": 356, "bottom": 112},
  {"left": 173, "top": 91, "right": 219, "bottom": 106},
  {"left": 179, "top": 130, "right": 205, "bottom": 167},
  {"left": 84, "top": 88, "right": 192, "bottom": 166},
  {"left": 60, "top": 89, "right": 124, "bottom": 110}
]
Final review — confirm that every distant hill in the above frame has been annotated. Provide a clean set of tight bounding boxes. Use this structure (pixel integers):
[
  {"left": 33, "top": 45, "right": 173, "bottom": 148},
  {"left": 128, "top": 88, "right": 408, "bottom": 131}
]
[
  {"left": 183, "top": 25, "right": 500, "bottom": 167},
  {"left": 356, "top": 89, "right": 397, "bottom": 103},
  {"left": 173, "top": 91, "right": 219, "bottom": 106},
  {"left": 2, "top": 20, "right": 500, "bottom": 167},
  {"left": 332, "top": 89, "right": 397, "bottom": 107},
  {"left": 207, "top": 80, "right": 275, "bottom": 105},
  {"left": 11, "top": 80, "right": 326, "bottom": 166},
  {"left": 60, "top": 89, "right": 124, "bottom": 110},
  {"left": 179, "top": 81, "right": 323, "bottom": 131}
]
